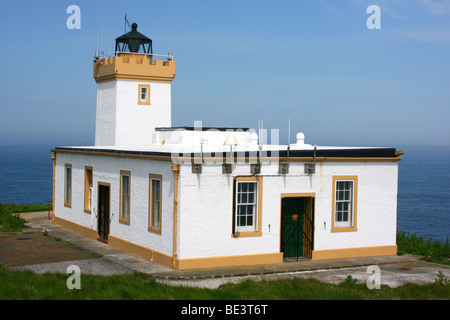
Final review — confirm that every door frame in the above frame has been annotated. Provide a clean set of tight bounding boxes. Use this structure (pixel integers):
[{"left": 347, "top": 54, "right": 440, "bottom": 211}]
[
  {"left": 280, "top": 193, "right": 315, "bottom": 260},
  {"left": 97, "top": 181, "right": 111, "bottom": 243}
]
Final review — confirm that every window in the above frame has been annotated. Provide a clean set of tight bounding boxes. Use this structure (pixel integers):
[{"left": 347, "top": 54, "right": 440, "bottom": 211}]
[
  {"left": 64, "top": 164, "right": 72, "bottom": 207},
  {"left": 232, "top": 176, "right": 263, "bottom": 237},
  {"left": 138, "top": 84, "right": 150, "bottom": 105},
  {"left": 84, "top": 167, "right": 93, "bottom": 213},
  {"left": 148, "top": 174, "right": 162, "bottom": 234},
  {"left": 120, "top": 171, "right": 131, "bottom": 225},
  {"left": 331, "top": 176, "right": 358, "bottom": 232}
]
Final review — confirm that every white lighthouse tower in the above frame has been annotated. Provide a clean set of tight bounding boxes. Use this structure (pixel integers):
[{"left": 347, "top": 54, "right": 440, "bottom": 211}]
[{"left": 93, "top": 23, "right": 176, "bottom": 146}]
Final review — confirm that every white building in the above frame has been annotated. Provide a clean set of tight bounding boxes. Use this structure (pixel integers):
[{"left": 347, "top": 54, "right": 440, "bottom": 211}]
[{"left": 51, "top": 24, "right": 404, "bottom": 270}]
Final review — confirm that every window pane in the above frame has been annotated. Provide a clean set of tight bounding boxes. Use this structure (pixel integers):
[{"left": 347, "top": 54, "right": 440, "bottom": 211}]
[
  {"left": 124, "top": 195, "right": 129, "bottom": 219},
  {"left": 122, "top": 175, "right": 130, "bottom": 220},
  {"left": 65, "top": 167, "right": 71, "bottom": 204},
  {"left": 151, "top": 179, "right": 161, "bottom": 228},
  {"left": 235, "top": 180, "right": 258, "bottom": 231},
  {"left": 343, "top": 190, "right": 350, "bottom": 201},
  {"left": 247, "top": 215, "right": 253, "bottom": 226},
  {"left": 239, "top": 215, "right": 246, "bottom": 227},
  {"left": 335, "top": 179, "right": 354, "bottom": 226},
  {"left": 342, "top": 202, "right": 349, "bottom": 212},
  {"left": 343, "top": 212, "right": 348, "bottom": 222},
  {"left": 152, "top": 179, "right": 160, "bottom": 200}
]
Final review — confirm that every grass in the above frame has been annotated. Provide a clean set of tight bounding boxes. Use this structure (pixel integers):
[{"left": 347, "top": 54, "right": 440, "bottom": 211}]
[
  {"left": 0, "top": 202, "right": 49, "bottom": 232},
  {"left": 397, "top": 231, "right": 450, "bottom": 266},
  {"left": 0, "top": 263, "right": 449, "bottom": 300},
  {"left": 0, "top": 203, "right": 448, "bottom": 300}
]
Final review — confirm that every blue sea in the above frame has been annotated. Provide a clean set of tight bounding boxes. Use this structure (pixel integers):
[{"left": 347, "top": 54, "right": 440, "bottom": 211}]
[{"left": 0, "top": 144, "right": 449, "bottom": 243}]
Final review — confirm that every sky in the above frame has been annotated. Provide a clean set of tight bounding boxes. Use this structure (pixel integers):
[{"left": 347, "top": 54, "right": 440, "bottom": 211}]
[{"left": 0, "top": 0, "right": 449, "bottom": 148}]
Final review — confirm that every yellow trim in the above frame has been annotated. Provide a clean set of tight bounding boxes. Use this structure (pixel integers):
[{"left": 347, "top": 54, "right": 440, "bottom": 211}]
[
  {"left": 331, "top": 176, "right": 358, "bottom": 233},
  {"left": 93, "top": 54, "right": 176, "bottom": 84},
  {"left": 286, "top": 157, "right": 401, "bottom": 162},
  {"left": 51, "top": 149, "right": 401, "bottom": 164},
  {"left": 53, "top": 215, "right": 173, "bottom": 268},
  {"left": 84, "top": 166, "right": 93, "bottom": 213},
  {"left": 51, "top": 149, "right": 172, "bottom": 162},
  {"left": 51, "top": 153, "right": 56, "bottom": 222},
  {"left": 312, "top": 245, "right": 397, "bottom": 260},
  {"left": 138, "top": 84, "right": 151, "bottom": 105},
  {"left": 64, "top": 163, "right": 72, "bottom": 208},
  {"left": 281, "top": 192, "right": 316, "bottom": 198},
  {"left": 232, "top": 176, "right": 263, "bottom": 238},
  {"left": 171, "top": 164, "right": 180, "bottom": 269},
  {"left": 148, "top": 173, "right": 163, "bottom": 234},
  {"left": 54, "top": 216, "right": 98, "bottom": 240},
  {"left": 119, "top": 170, "right": 131, "bottom": 225},
  {"left": 108, "top": 235, "right": 173, "bottom": 268},
  {"left": 175, "top": 253, "right": 283, "bottom": 270}
]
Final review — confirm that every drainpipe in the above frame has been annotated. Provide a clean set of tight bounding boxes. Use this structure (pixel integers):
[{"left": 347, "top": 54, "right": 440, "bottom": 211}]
[
  {"left": 171, "top": 164, "right": 180, "bottom": 269},
  {"left": 51, "top": 153, "right": 56, "bottom": 223}
]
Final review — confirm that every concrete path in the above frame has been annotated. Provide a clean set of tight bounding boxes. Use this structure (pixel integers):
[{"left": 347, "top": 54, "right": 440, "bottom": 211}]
[{"left": 3, "top": 211, "right": 449, "bottom": 289}]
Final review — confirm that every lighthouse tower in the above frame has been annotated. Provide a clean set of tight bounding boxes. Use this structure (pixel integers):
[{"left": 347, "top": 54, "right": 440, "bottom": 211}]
[{"left": 93, "top": 23, "right": 176, "bottom": 146}]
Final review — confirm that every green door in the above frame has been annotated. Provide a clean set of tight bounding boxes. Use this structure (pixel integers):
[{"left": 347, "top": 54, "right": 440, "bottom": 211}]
[
  {"left": 281, "top": 197, "right": 314, "bottom": 260},
  {"left": 281, "top": 197, "right": 305, "bottom": 259}
]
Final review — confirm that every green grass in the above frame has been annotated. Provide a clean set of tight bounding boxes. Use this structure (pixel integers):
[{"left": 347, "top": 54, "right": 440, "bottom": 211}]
[
  {"left": 0, "top": 203, "right": 449, "bottom": 300},
  {"left": 397, "top": 231, "right": 450, "bottom": 266},
  {"left": 0, "top": 263, "right": 449, "bottom": 300},
  {"left": 0, "top": 202, "right": 49, "bottom": 232}
]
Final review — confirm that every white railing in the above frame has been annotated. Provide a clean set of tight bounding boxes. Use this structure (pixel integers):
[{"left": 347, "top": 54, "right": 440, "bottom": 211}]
[{"left": 94, "top": 50, "right": 173, "bottom": 61}]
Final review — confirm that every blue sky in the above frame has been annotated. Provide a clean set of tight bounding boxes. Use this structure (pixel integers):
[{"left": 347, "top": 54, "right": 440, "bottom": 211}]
[{"left": 0, "top": 0, "right": 449, "bottom": 147}]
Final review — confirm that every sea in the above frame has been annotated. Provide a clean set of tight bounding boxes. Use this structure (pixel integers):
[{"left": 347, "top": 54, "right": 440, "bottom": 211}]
[{"left": 0, "top": 144, "right": 449, "bottom": 243}]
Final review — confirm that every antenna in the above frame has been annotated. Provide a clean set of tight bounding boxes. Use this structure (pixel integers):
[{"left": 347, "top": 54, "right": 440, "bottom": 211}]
[
  {"left": 258, "top": 120, "right": 260, "bottom": 145},
  {"left": 101, "top": 28, "right": 104, "bottom": 55},
  {"left": 288, "top": 118, "right": 291, "bottom": 146},
  {"left": 287, "top": 118, "right": 291, "bottom": 163},
  {"left": 261, "top": 120, "right": 264, "bottom": 145},
  {"left": 124, "top": 14, "right": 132, "bottom": 33},
  {"left": 94, "top": 32, "right": 100, "bottom": 61}
]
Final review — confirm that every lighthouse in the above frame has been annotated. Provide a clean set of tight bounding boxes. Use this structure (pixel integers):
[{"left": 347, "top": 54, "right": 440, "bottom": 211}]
[
  {"left": 93, "top": 23, "right": 176, "bottom": 146},
  {"left": 52, "top": 21, "right": 402, "bottom": 270}
]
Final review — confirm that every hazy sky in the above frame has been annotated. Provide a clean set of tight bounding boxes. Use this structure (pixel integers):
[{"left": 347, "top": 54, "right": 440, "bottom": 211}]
[{"left": 0, "top": 0, "right": 449, "bottom": 147}]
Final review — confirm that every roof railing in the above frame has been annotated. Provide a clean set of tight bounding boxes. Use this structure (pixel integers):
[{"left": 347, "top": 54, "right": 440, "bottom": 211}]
[{"left": 94, "top": 50, "right": 173, "bottom": 62}]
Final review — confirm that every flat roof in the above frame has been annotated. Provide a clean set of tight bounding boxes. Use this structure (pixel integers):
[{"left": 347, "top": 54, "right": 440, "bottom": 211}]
[
  {"left": 155, "top": 126, "right": 251, "bottom": 132},
  {"left": 52, "top": 145, "right": 400, "bottom": 159}
]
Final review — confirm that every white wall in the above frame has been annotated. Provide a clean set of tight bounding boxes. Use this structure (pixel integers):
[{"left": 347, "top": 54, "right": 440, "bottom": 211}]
[
  {"left": 95, "top": 80, "right": 171, "bottom": 147},
  {"left": 55, "top": 151, "right": 398, "bottom": 261},
  {"left": 115, "top": 80, "right": 171, "bottom": 146},
  {"left": 95, "top": 81, "right": 116, "bottom": 146},
  {"left": 177, "top": 160, "right": 398, "bottom": 259},
  {"left": 54, "top": 152, "right": 175, "bottom": 257}
]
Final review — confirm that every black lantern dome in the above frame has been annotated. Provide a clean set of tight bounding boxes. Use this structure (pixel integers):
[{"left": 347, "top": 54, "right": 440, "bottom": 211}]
[{"left": 115, "top": 23, "right": 153, "bottom": 54}]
